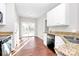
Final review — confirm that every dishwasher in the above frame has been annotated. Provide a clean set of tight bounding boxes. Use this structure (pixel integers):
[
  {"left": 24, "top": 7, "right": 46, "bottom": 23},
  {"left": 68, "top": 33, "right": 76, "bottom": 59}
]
[{"left": 47, "top": 34, "right": 55, "bottom": 52}]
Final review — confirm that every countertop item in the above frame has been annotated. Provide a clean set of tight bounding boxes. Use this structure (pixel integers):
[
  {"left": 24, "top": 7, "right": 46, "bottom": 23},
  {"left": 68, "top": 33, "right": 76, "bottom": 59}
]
[{"left": 63, "top": 35, "right": 79, "bottom": 44}]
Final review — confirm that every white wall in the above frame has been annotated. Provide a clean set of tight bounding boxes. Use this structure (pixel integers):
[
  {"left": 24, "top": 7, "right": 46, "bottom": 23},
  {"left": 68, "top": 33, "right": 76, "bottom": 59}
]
[
  {"left": 48, "top": 3, "right": 79, "bottom": 32},
  {"left": 77, "top": 4, "right": 79, "bottom": 32},
  {"left": 36, "top": 14, "right": 46, "bottom": 39}
]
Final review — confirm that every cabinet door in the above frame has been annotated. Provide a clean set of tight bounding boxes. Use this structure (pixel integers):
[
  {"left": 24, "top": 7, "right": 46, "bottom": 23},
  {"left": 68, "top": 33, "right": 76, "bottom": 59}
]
[
  {"left": 47, "top": 9, "right": 56, "bottom": 26},
  {"left": 47, "top": 4, "right": 66, "bottom": 26}
]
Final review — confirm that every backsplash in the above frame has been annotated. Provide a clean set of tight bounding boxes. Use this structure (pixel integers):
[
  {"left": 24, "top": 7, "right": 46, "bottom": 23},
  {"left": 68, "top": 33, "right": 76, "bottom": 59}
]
[
  {"left": 48, "top": 26, "right": 79, "bottom": 33},
  {"left": 48, "top": 26, "right": 67, "bottom": 32}
]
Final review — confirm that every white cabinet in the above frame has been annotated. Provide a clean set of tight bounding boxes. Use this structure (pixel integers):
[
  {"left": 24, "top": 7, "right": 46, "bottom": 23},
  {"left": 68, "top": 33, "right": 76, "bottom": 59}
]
[
  {"left": 55, "top": 36, "right": 65, "bottom": 48},
  {"left": 43, "top": 33, "right": 47, "bottom": 46},
  {"left": 0, "top": 3, "right": 6, "bottom": 25},
  {"left": 47, "top": 4, "right": 69, "bottom": 26}
]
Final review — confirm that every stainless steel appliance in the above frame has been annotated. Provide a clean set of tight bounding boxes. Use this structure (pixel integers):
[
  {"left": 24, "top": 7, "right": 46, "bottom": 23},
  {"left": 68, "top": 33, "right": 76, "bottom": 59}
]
[
  {"left": 0, "top": 11, "right": 3, "bottom": 23},
  {"left": 47, "top": 34, "right": 55, "bottom": 52},
  {"left": 0, "top": 36, "right": 12, "bottom": 56}
]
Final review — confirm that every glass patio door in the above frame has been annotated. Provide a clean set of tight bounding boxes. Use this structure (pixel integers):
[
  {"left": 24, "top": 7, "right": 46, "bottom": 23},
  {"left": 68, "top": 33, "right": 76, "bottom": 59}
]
[{"left": 21, "top": 22, "right": 35, "bottom": 37}]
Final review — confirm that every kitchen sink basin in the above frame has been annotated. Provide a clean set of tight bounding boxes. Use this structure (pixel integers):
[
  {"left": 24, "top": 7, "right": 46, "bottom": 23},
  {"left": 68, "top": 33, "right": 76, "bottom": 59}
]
[{"left": 64, "top": 36, "right": 79, "bottom": 44}]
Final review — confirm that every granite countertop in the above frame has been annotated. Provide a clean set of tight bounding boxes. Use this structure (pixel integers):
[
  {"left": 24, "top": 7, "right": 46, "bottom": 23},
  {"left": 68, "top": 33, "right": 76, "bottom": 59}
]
[
  {"left": 55, "top": 37, "right": 79, "bottom": 56},
  {"left": 48, "top": 31, "right": 79, "bottom": 46},
  {"left": 47, "top": 32, "right": 79, "bottom": 56},
  {"left": 0, "top": 32, "right": 13, "bottom": 42},
  {"left": 0, "top": 35, "right": 11, "bottom": 42},
  {"left": 0, "top": 32, "right": 13, "bottom": 36},
  {"left": 47, "top": 31, "right": 79, "bottom": 37},
  {"left": 55, "top": 44, "right": 79, "bottom": 56}
]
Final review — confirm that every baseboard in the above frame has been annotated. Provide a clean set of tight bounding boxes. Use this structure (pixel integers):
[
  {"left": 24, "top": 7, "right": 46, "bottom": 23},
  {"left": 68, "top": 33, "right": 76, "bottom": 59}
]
[{"left": 19, "top": 35, "right": 42, "bottom": 38}]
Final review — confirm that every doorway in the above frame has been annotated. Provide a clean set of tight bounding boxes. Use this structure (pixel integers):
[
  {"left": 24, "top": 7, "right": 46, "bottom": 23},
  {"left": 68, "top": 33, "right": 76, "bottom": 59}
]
[{"left": 21, "top": 22, "right": 35, "bottom": 37}]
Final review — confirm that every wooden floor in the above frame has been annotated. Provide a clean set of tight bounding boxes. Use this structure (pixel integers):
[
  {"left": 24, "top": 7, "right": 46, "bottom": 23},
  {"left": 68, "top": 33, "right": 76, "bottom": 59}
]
[{"left": 14, "top": 37, "right": 56, "bottom": 56}]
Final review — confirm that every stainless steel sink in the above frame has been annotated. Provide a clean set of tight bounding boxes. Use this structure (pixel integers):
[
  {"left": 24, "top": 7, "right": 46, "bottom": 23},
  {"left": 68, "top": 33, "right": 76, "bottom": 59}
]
[{"left": 64, "top": 36, "right": 79, "bottom": 44}]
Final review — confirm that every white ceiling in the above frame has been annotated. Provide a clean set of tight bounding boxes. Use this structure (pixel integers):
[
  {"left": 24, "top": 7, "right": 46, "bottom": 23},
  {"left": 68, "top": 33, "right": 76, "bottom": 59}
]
[{"left": 15, "top": 3, "right": 60, "bottom": 18}]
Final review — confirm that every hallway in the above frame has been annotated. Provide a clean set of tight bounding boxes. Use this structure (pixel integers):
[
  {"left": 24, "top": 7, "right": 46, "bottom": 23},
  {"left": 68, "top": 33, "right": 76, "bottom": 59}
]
[{"left": 14, "top": 37, "right": 56, "bottom": 56}]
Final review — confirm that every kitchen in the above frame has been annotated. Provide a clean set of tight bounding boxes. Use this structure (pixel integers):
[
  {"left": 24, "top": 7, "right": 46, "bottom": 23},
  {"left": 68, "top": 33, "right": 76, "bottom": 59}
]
[{"left": 0, "top": 3, "right": 79, "bottom": 56}]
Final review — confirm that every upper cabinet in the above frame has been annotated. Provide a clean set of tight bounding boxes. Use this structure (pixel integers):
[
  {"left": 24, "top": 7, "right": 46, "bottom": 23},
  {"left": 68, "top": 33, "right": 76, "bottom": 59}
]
[
  {"left": 0, "top": 3, "right": 6, "bottom": 25},
  {"left": 47, "top": 4, "right": 69, "bottom": 26}
]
